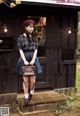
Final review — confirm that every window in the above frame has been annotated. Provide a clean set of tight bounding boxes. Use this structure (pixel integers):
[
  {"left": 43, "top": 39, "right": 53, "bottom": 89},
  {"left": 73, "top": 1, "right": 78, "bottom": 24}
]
[
  {"left": 28, "top": 16, "right": 46, "bottom": 57},
  {"left": 0, "top": 37, "right": 13, "bottom": 50}
]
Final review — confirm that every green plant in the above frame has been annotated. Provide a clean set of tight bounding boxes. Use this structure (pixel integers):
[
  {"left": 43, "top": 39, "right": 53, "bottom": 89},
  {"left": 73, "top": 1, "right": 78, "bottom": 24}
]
[{"left": 12, "top": 100, "right": 18, "bottom": 112}]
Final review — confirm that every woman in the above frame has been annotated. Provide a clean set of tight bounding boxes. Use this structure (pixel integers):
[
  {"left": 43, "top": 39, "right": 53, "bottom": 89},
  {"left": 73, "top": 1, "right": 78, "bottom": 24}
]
[{"left": 17, "top": 19, "right": 42, "bottom": 105}]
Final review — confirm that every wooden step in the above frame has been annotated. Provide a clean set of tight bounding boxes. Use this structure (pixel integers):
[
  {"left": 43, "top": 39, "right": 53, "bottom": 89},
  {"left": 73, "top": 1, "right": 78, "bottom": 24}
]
[{"left": 16, "top": 91, "right": 67, "bottom": 115}]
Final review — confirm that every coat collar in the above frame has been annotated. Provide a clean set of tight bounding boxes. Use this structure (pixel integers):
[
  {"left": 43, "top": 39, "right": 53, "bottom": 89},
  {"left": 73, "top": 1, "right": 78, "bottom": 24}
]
[{"left": 23, "top": 33, "right": 27, "bottom": 37}]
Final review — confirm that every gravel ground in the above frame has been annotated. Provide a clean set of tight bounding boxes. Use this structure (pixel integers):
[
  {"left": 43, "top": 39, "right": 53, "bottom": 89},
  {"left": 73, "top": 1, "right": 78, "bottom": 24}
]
[{"left": 10, "top": 111, "right": 80, "bottom": 116}]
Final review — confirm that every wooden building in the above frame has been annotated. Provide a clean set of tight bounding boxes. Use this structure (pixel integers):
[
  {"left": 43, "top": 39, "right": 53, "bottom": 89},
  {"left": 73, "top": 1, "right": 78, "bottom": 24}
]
[{"left": 0, "top": 0, "right": 79, "bottom": 94}]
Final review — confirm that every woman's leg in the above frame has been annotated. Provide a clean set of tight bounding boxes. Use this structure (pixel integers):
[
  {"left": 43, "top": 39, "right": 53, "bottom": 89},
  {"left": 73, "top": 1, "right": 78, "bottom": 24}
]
[
  {"left": 29, "top": 76, "right": 36, "bottom": 101},
  {"left": 30, "top": 76, "right": 36, "bottom": 91},
  {"left": 23, "top": 76, "right": 29, "bottom": 100}
]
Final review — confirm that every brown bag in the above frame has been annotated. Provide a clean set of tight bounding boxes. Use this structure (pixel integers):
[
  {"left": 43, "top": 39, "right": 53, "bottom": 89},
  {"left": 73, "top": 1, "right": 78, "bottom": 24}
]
[{"left": 22, "top": 65, "right": 36, "bottom": 76}]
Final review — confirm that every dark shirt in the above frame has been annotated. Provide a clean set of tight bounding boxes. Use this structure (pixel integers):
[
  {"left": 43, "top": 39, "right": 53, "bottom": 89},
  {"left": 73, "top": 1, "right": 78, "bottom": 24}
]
[{"left": 18, "top": 33, "right": 38, "bottom": 51}]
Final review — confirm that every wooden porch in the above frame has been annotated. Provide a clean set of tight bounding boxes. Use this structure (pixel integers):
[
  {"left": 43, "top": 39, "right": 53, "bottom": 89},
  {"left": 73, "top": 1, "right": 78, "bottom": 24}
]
[{"left": 16, "top": 90, "right": 67, "bottom": 115}]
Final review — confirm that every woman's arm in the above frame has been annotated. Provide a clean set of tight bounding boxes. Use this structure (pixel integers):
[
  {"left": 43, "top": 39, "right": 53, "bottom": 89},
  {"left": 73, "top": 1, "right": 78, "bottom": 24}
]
[
  {"left": 30, "top": 49, "right": 37, "bottom": 65},
  {"left": 19, "top": 49, "right": 29, "bottom": 65}
]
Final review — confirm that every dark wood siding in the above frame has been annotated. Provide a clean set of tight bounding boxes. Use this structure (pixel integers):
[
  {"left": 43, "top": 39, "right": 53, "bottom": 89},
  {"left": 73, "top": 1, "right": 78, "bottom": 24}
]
[{"left": 46, "top": 9, "right": 78, "bottom": 89}]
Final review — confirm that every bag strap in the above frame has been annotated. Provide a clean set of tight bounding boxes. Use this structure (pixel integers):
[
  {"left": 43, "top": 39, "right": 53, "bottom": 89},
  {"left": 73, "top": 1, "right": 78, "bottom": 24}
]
[
  {"left": 23, "top": 76, "right": 36, "bottom": 90},
  {"left": 23, "top": 79, "right": 28, "bottom": 89}
]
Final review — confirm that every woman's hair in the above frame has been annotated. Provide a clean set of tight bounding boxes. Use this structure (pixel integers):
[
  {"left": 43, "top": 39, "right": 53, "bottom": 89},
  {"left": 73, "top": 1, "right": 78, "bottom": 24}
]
[{"left": 23, "top": 19, "right": 37, "bottom": 43}]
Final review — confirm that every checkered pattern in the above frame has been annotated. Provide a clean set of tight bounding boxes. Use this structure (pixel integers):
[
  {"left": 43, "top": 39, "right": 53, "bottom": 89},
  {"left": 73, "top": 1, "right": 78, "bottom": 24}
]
[{"left": 18, "top": 34, "right": 38, "bottom": 51}]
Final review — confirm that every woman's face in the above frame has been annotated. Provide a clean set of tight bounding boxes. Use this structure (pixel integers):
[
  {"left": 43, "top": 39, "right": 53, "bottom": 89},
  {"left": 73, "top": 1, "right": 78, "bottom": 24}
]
[{"left": 25, "top": 24, "right": 34, "bottom": 33}]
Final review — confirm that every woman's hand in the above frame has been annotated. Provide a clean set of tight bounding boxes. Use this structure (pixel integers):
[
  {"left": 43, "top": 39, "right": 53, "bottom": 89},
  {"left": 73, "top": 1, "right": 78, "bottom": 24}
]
[
  {"left": 30, "top": 49, "right": 37, "bottom": 65},
  {"left": 24, "top": 61, "right": 29, "bottom": 65},
  {"left": 30, "top": 59, "right": 35, "bottom": 65}
]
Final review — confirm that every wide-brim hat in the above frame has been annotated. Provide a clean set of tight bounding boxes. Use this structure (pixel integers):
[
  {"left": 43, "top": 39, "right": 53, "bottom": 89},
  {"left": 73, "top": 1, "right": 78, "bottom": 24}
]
[{"left": 22, "top": 20, "right": 35, "bottom": 27}]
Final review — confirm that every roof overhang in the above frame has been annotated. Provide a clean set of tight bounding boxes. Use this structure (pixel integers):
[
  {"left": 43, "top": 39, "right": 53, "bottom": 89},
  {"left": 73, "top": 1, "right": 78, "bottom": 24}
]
[
  {"left": 1, "top": 0, "right": 80, "bottom": 10},
  {"left": 20, "top": 0, "right": 80, "bottom": 9}
]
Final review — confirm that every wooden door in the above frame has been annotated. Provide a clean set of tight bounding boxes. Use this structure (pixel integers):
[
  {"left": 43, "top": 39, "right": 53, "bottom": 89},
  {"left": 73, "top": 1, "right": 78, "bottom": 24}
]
[{"left": 18, "top": 16, "right": 53, "bottom": 91}]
